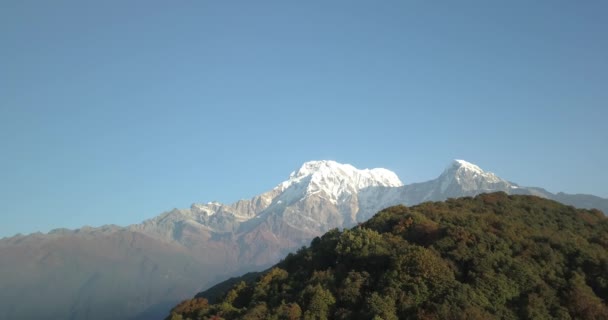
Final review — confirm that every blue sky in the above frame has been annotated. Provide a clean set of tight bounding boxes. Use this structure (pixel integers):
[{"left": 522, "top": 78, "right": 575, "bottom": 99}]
[{"left": 1, "top": 1, "right": 607, "bottom": 237}]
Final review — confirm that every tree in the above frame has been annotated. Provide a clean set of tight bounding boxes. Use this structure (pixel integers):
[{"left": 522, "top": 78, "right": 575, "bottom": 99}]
[
  {"left": 365, "top": 292, "right": 398, "bottom": 320},
  {"left": 303, "top": 284, "right": 335, "bottom": 320}
]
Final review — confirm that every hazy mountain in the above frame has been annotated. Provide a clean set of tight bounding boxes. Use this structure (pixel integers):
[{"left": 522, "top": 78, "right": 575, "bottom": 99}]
[
  {"left": 0, "top": 226, "right": 235, "bottom": 320},
  {"left": 1, "top": 160, "right": 606, "bottom": 320}
]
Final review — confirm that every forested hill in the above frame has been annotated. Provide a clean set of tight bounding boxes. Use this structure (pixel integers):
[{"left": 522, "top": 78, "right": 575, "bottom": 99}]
[{"left": 166, "top": 193, "right": 608, "bottom": 320}]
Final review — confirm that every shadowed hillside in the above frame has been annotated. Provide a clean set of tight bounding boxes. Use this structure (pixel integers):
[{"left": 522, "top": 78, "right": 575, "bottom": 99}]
[{"left": 167, "top": 193, "right": 608, "bottom": 320}]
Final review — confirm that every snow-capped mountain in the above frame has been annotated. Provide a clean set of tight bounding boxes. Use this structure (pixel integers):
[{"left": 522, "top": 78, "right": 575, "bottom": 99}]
[
  {"left": 439, "top": 159, "right": 511, "bottom": 193},
  {"left": 400, "top": 159, "right": 515, "bottom": 203},
  {"left": 262, "top": 160, "right": 403, "bottom": 230},
  {"left": 400, "top": 160, "right": 608, "bottom": 214},
  {"left": 136, "top": 160, "right": 404, "bottom": 243},
  {"left": 279, "top": 160, "right": 403, "bottom": 201},
  {"left": 2, "top": 159, "right": 607, "bottom": 320}
]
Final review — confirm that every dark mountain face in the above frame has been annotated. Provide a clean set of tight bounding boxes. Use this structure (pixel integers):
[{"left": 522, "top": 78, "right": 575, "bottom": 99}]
[
  {"left": 168, "top": 193, "right": 608, "bottom": 320},
  {"left": 2, "top": 160, "right": 606, "bottom": 320}
]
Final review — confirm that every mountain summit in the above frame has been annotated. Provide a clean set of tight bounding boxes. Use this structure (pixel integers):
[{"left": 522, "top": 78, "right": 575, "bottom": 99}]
[
  {"left": 276, "top": 160, "right": 402, "bottom": 205},
  {"left": 443, "top": 159, "right": 499, "bottom": 179},
  {"left": 400, "top": 159, "right": 513, "bottom": 203},
  {"left": 437, "top": 159, "right": 513, "bottom": 194},
  {"left": 286, "top": 160, "right": 402, "bottom": 188}
]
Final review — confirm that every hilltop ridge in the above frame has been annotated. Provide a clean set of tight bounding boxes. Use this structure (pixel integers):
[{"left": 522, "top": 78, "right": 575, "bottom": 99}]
[{"left": 168, "top": 193, "right": 608, "bottom": 319}]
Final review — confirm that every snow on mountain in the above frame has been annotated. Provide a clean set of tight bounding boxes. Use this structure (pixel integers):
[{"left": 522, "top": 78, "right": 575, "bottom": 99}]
[
  {"left": 259, "top": 160, "right": 405, "bottom": 232},
  {"left": 119, "top": 159, "right": 608, "bottom": 245},
  {"left": 137, "top": 160, "right": 403, "bottom": 240},
  {"left": 400, "top": 159, "right": 513, "bottom": 204},
  {"left": 286, "top": 160, "right": 403, "bottom": 189},
  {"left": 439, "top": 159, "right": 508, "bottom": 192},
  {"left": 276, "top": 160, "right": 403, "bottom": 204},
  {"left": 5, "top": 159, "right": 607, "bottom": 320}
]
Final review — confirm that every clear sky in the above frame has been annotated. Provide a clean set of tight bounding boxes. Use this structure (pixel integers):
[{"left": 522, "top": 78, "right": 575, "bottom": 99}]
[{"left": 1, "top": 1, "right": 607, "bottom": 237}]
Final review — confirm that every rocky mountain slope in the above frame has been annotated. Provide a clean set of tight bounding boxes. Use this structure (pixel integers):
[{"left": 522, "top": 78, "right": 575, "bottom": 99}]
[{"left": 1, "top": 160, "right": 606, "bottom": 320}]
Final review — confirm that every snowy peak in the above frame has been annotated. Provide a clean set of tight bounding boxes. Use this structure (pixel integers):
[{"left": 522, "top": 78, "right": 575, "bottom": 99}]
[
  {"left": 449, "top": 159, "right": 485, "bottom": 174},
  {"left": 438, "top": 159, "right": 508, "bottom": 193},
  {"left": 442, "top": 160, "right": 501, "bottom": 181},
  {"left": 285, "top": 160, "right": 403, "bottom": 188},
  {"left": 288, "top": 160, "right": 400, "bottom": 182},
  {"left": 277, "top": 160, "right": 403, "bottom": 203},
  {"left": 289, "top": 160, "right": 344, "bottom": 179}
]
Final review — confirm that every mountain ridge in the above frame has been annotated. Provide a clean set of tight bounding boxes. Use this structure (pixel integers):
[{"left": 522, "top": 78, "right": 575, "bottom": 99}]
[
  {"left": 3, "top": 159, "right": 606, "bottom": 241},
  {"left": 1, "top": 159, "right": 607, "bottom": 320}
]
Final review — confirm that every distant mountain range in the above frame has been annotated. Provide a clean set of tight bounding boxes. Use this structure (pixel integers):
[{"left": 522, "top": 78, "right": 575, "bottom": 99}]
[{"left": 1, "top": 160, "right": 606, "bottom": 320}]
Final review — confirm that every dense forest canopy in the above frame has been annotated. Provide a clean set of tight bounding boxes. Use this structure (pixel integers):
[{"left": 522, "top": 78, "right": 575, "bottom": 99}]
[{"left": 167, "top": 193, "right": 608, "bottom": 320}]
